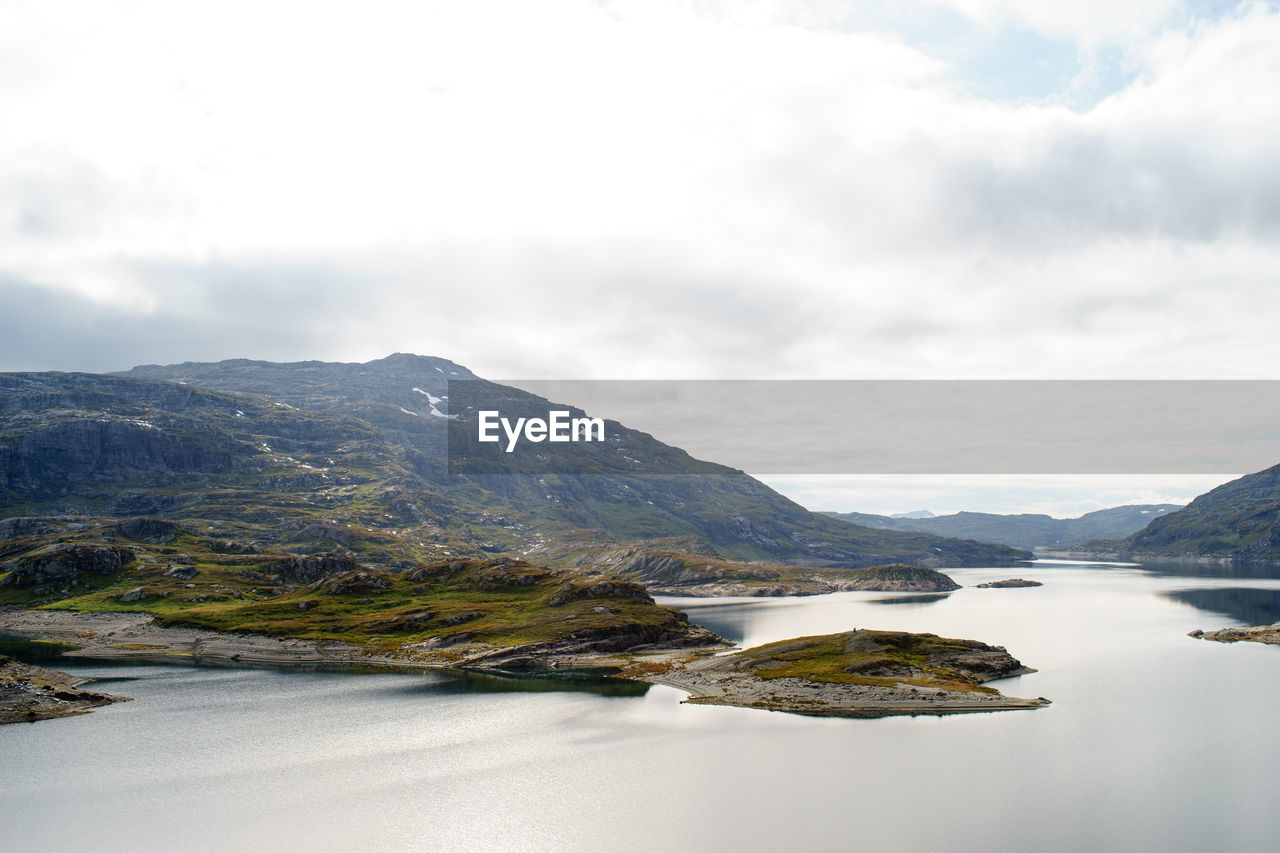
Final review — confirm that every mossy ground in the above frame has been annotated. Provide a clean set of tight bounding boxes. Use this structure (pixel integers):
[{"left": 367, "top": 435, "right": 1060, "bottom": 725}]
[
  {"left": 718, "top": 630, "right": 1008, "bottom": 695},
  {"left": 0, "top": 525, "right": 699, "bottom": 653}
]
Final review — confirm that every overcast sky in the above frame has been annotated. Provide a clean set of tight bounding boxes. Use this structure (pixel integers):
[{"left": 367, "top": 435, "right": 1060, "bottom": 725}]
[{"left": 2, "top": 0, "right": 1275, "bottom": 514}]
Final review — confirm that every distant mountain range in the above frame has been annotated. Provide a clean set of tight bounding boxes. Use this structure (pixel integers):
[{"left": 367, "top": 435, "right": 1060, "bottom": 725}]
[
  {"left": 0, "top": 355, "right": 1027, "bottom": 569},
  {"left": 822, "top": 505, "right": 1182, "bottom": 551},
  {"left": 827, "top": 459, "right": 1280, "bottom": 563}
]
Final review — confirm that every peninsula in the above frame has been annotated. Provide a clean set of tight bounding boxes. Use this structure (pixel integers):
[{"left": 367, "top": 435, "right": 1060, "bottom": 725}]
[
  {"left": 0, "top": 654, "right": 129, "bottom": 724},
  {"left": 1188, "top": 624, "right": 1280, "bottom": 645}
]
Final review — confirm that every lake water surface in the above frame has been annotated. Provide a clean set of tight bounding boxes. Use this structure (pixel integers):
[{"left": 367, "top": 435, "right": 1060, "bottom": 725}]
[{"left": 4, "top": 561, "right": 1280, "bottom": 852}]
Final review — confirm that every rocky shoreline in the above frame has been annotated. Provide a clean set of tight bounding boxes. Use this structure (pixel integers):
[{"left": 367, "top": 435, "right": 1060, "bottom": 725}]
[
  {"left": 0, "top": 607, "right": 370, "bottom": 667},
  {"left": 0, "top": 654, "right": 130, "bottom": 724},
  {"left": 1, "top": 607, "right": 1049, "bottom": 719},
  {"left": 1189, "top": 623, "right": 1280, "bottom": 645},
  {"left": 0, "top": 606, "right": 721, "bottom": 671},
  {"left": 644, "top": 667, "right": 1050, "bottom": 717},
  {"left": 629, "top": 628, "right": 1051, "bottom": 718},
  {"left": 647, "top": 564, "right": 962, "bottom": 598}
]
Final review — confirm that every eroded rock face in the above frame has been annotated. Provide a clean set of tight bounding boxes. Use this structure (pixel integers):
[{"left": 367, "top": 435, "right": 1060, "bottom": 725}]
[
  {"left": 547, "top": 579, "right": 654, "bottom": 607},
  {"left": 3, "top": 418, "right": 238, "bottom": 500},
  {"left": 405, "top": 561, "right": 467, "bottom": 582},
  {"left": 309, "top": 570, "right": 392, "bottom": 595},
  {"left": 0, "top": 517, "right": 65, "bottom": 542},
  {"left": 116, "top": 517, "right": 184, "bottom": 544},
  {"left": 894, "top": 635, "right": 1030, "bottom": 681},
  {"left": 0, "top": 544, "right": 135, "bottom": 587},
  {"left": 279, "top": 551, "right": 364, "bottom": 583},
  {"left": 842, "top": 565, "right": 961, "bottom": 592}
]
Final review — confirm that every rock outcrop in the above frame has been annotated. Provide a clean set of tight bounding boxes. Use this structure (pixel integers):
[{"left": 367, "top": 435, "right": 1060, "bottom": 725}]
[
  {"left": 1189, "top": 623, "right": 1280, "bottom": 645},
  {"left": 116, "top": 517, "right": 184, "bottom": 544},
  {"left": 638, "top": 627, "right": 1048, "bottom": 718},
  {"left": 310, "top": 570, "right": 393, "bottom": 595},
  {"left": 548, "top": 578, "right": 653, "bottom": 607},
  {"left": 840, "top": 564, "right": 961, "bottom": 592},
  {"left": 0, "top": 543, "right": 134, "bottom": 587},
  {"left": 278, "top": 551, "right": 365, "bottom": 583}
]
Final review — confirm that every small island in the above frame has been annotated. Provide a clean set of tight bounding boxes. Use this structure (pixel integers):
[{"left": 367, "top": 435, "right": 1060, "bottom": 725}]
[
  {"left": 627, "top": 628, "right": 1049, "bottom": 718},
  {"left": 841, "top": 564, "right": 961, "bottom": 592},
  {"left": 1188, "top": 624, "right": 1280, "bottom": 645},
  {"left": 637, "top": 557, "right": 962, "bottom": 597},
  {"left": 976, "top": 578, "right": 1044, "bottom": 589},
  {"left": 0, "top": 654, "right": 129, "bottom": 724}
]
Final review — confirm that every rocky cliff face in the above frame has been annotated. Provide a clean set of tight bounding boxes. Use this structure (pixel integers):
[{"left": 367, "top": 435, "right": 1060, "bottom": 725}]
[
  {"left": 1116, "top": 463, "right": 1280, "bottom": 561},
  {"left": 839, "top": 565, "right": 961, "bottom": 592},
  {"left": 0, "top": 371, "right": 465, "bottom": 569},
  {"left": 1, "top": 543, "right": 134, "bottom": 588}
]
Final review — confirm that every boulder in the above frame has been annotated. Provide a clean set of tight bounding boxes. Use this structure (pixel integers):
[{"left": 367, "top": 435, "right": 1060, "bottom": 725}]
[{"left": 0, "top": 544, "right": 135, "bottom": 588}]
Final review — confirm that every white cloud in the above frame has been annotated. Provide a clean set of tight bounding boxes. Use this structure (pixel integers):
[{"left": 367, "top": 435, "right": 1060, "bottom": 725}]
[
  {"left": 758, "top": 474, "right": 1235, "bottom": 516},
  {"left": 1, "top": 1, "right": 1278, "bottom": 383},
  {"left": 919, "top": 0, "right": 1184, "bottom": 42}
]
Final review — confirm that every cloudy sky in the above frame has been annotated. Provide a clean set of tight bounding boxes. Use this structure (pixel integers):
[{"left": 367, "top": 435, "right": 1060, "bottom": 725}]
[{"left": 3, "top": 0, "right": 1276, "bottom": 513}]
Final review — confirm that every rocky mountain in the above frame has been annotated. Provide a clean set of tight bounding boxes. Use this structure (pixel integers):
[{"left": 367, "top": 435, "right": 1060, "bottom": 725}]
[
  {"left": 824, "top": 504, "right": 1181, "bottom": 551},
  {"left": 0, "top": 357, "right": 1028, "bottom": 672},
  {"left": 0, "top": 369, "right": 472, "bottom": 566},
  {"left": 113, "top": 354, "right": 1027, "bottom": 567},
  {"left": 1114, "top": 463, "right": 1280, "bottom": 561}
]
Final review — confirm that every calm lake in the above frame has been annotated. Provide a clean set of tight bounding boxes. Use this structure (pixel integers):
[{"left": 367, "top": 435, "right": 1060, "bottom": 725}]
[{"left": 4, "top": 560, "right": 1280, "bottom": 852}]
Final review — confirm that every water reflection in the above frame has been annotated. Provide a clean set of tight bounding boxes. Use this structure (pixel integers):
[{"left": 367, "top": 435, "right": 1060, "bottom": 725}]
[
  {"left": 422, "top": 668, "right": 650, "bottom": 698},
  {"left": 865, "top": 593, "right": 952, "bottom": 607},
  {"left": 0, "top": 635, "right": 77, "bottom": 662},
  {"left": 0, "top": 634, "right": 650, "bottom": 698},
  {"left": 670, "top": 600, "right": 766, "bottom": 644},
  {"left": 1164, "top": 587, "right": 1280, "bottom": 626},
  {"left": 1138, "top": 560, "right": 1280, "bottom": 580}
]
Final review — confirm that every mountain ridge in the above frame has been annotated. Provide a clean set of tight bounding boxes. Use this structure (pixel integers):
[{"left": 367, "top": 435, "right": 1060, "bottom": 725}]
[
  {"left": 1109, "top": 464, "right": 1280, "bottom": 561},
  {"left": 113, "top": 354, "right": 1029, "bottom": 567},
  {"left": 823, "top": 504, "right": 1182, "bottom": 551}
]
